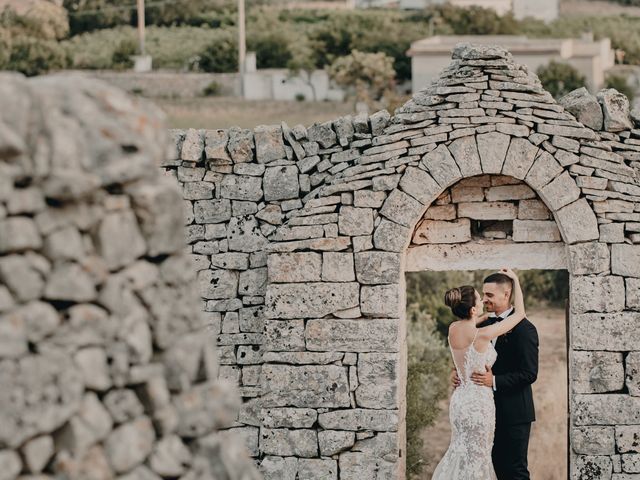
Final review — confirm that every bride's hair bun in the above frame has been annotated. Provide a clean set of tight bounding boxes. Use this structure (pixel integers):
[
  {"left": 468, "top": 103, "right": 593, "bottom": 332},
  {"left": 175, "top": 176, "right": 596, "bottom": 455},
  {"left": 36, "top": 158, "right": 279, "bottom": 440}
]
[
  {"left": 444, "top": 285, "right": 477, "bottom": 319},
  {"left": 444, "top": 287, "right": 462, "bottom": 308}
]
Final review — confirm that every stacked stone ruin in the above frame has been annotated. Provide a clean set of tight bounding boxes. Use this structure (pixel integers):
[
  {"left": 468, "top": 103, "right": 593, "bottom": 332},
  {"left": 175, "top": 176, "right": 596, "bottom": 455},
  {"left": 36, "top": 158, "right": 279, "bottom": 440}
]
[
  {"left": 0, "top": 74, "right": 260, "bottom": 479},
  {"left": 165, "top": 43, "right": 640, "bottom": 480}
]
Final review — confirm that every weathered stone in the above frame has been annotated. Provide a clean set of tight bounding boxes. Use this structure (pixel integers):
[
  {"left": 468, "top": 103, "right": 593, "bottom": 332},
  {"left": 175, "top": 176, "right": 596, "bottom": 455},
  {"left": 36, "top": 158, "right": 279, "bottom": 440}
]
[
  {"left": 149, "top": 435, "right": 192, "bottom": 477},
  {"left": 297, "top": 458, "right": 338, "bottom": 480},
  {"left": 476, "top": 131, "right": 510, "bottom": 174},
  {"left": 268, "top": 252, "right": 321, "bottom": 283},
  {"left": 104, "top": 416, "right": 155, "bottom": 473},
  {"left": 625, "top": 352, "right": 640, "bottom": 396},
  {"left": 0, "top": 217, "right": 42, "bottom": 253},
  {"left": 74, "top": 347, "right": 111, "bottom": 391},
  {"left": 318, "top": 408, "right": 398, "bottom": 431},
  {"left": 457, "top": 202, "right": 517, "bottom": 220},
  {"left": 95, "top": 210, "right": 146, "bottom": 270},
  {"left": 572, "top": 426, "right": 615, "bottom": 455},
  {"left": 361, "top": 284, "right": 400, "bottom": 317},
  {"left": 21, "top": 435, "right": 54, "bottom": 473},
  {"left": 0, "top": 451, "right": 21, "bottom": 480},
  {"left": 397, "top": 167, "right": 441, "bottom": 207},
  {"left": 568, "top": 242, "right": 610, "bottom": 275},
  {"left": 220, "top": 175, "right": 262, "bottom": 201},
  {"left": 612, "top": 245, "right": 640, "bottom": 277},
  {"left": 260, "top": 456, "right": 298, "bottom": 480},
  {"left": 379, "top": 189, "right": 424, "bottom": 228},
  {"left": 260, "top": 428, "right": 318, "bottom": 457},
  {"left": 450, "top": 185, "right": 484, "bottom": 203},
  {"left": 597, "top": 88, "right": 634, "bottom": 132},
  {"left": 227, "top": 127, "right": 255, "bottom": 163},
  {"left": 181, "top": 129, "right": 204, "bottom": 161},
  {"left": 501, "top": 137, "right": 538, "bottom": 180},
  {"left": 305, "top": 319, "right": 397, "bottom": 352},
  {"left": 425, "top": 204, "right": 457, "bottom": 220},
  {"left": 43, "top": 226, "right": 84, "bottom": 261},
  {"left": 103, "top": 389, "right": 145, "bottom": 424},
  {"left": 55, "top": 392, "right": 113, "bottom": 457},
  {"left": 412, "top": 218, "right": 471, "bottom": 244},
  {"left": 555, "top": 198, "right": 600, "bottom": 244},
  {"left": 261, "top": 365, "right": 349, "bottom": 408},
  {"left": 574, "top": 455, "right": 612, "bottom": 479},
  {"left": 559, "top": 87, "right": 604, "bottom": 131},
  {"left": 239, "top": 267, "right": 267, "bottom": 296},
  {"left": 44, "top": 263, "right": 97, "bottom": 302},
  {"left": 322, "top": 252, "right": 355, "bottom": 282},
  {"left": 421, "top": 144, "right": 461, "bottom": 188},
  {"left": 339, "top": 451, "right": 396, "bottom": 480},
  {"left": 204, "top": 129, "right": 231, "bottom": 161},
  {"left": 354, "top": 251, "right": 401, "bottom": 285},
  {"left": 617, "top": 426, "right": 640, "bottom": 453},
  {"left": 227, "top": 215, "right": 268, "bottom": 253},
  {"left": 318, "top": 430, "right": 356, "bottom": 456},
  {"left": 254, "top": 125, "right": 286, "bottom": 163},
  {"left": 538, "top": 171, "right": 581, "bottom": 211},
  {"left": 512, "top": 220, "right": 560, "bottom": 242},
  {"left": 338, "top": 206, "right": 374, "bottom": 236},
  {"left": 574, "top": 394, "right": 640, "bottom": 425},
  {"left": 265, "top": 282, "right": 359, "bottom": 319},
  {"left": 265, "top": 320, "right": 305, "bottom": 351},
  {"left": 173, "top": 381, "right": 239, "bottom": 437},
  {"left": 627, "top": 278, "right": 640, "bottom": 310},
  {"left": 261, "top": 407, "right": 317, "bottom": 428},
  {"left": 517, "top": 199, "right": 551, "bottom": 220},
  {"left": 264, "top": 165, "right": 299, "bottom": 201},
  {"left": 572, "top": 351, "right": 624, "bottom": 393},
  {"left": 448, "top": 135, "right": 482, "bottom": 177},
  {"left": 355, "top": 353, "right": 398, "bottom": 409},
  {"left": 486, "top": 184, "right": 536, "bottom": 202},
  {"left": 573, "top": 312, "right": 640, "bottom": 350},
  {"left": 197, "top": 269, "right": 238, "bottom": 300},
  {"left": 308, "top": 122, "right": 337, "bottom": 148}
]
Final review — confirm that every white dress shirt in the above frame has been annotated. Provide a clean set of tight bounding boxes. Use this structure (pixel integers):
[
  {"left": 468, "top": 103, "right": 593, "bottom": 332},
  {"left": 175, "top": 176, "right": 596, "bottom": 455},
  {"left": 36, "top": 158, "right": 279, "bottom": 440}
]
[{"left": 489, "top": 306, "right": 514, "bottom": 391}]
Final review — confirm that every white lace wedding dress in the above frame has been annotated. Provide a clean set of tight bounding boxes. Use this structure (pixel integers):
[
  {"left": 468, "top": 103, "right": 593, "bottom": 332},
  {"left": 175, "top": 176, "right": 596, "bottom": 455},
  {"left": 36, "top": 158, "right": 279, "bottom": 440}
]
[{"left": 432, "top": 331, "right": 498, "bottom": 480}]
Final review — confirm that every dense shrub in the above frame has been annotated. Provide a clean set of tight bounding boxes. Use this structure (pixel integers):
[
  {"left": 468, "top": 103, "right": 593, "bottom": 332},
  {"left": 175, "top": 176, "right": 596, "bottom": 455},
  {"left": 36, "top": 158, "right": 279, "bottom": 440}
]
[
  {"left": 605, "top": 73, "right": 636, "bottom": 101},
  {"left": 194, "top": 29, "right": 238, "bottom": 73},
  {"left": 111, "top": 38, "right": 136, "bottom": 70},
  {"left": 537, "top": 60, "right": 587, "bottom": 99},
  {"left": 7, "top": 37, "right": 69, "bottom": 76}
]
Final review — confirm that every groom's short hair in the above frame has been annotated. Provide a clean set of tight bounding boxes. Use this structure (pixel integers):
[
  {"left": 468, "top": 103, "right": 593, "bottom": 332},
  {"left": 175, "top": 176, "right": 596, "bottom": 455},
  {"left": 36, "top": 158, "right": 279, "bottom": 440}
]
[{"left": 483, "top": 273, "right": 513, "bottom": 291}]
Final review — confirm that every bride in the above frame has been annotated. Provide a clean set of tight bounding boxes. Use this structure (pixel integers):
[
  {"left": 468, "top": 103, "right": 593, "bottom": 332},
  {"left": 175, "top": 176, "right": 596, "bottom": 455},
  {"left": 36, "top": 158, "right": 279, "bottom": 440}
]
[{"left": 431, "top": 268, "right": 526, "bottom": 480}]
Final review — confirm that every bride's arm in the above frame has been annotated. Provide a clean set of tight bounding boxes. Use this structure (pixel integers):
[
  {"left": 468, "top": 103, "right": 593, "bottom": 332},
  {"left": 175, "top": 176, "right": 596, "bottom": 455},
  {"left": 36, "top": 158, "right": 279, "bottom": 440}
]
[
  {"left": 478, "top": 269, "right": 526, "bottom": 341},
  {"left": 474, "top": 312, "right": 490, "bottom": 326}
]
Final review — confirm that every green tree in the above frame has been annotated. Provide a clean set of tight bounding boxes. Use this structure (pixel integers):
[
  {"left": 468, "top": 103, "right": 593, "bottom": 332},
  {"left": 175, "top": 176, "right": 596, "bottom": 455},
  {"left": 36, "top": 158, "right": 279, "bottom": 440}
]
[
  {"left": 193, "top": 29, "right": 238, "bottom": 73},
  {"left": 7, "top": 37, "right": 69, "bottom": 76},
  {"left": 537, "top": 60, "right": 587, "bottom": 99}
]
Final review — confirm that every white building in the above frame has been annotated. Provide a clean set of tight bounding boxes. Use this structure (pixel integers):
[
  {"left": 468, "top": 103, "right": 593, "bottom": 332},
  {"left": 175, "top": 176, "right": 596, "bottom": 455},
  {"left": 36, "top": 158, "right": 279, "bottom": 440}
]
[{"left": 408, "top": 35, "right": 615, "bottom": 93}]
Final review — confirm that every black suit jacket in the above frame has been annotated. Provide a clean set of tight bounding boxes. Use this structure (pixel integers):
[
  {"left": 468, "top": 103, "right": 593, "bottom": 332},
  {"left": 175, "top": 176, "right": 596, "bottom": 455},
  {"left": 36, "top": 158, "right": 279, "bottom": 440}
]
[{"left": 479, "top": 310, "right": 539, "bottom": 426}]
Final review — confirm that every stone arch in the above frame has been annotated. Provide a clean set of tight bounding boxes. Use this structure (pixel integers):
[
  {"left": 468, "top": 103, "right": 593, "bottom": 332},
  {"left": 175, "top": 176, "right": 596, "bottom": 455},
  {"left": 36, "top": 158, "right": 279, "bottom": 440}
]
[{"left": 165, "top": 43, "right": 640, "bottom": 479}]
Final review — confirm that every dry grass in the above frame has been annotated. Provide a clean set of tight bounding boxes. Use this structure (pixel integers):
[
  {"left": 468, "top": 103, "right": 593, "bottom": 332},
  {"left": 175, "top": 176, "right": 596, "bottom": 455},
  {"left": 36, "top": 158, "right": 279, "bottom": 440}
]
[
  {"left": 418, "top": 307, "right": 568, "bottom": 479},
  {"left": 151, "top": 97, "right": 356, "bottom": 130}
]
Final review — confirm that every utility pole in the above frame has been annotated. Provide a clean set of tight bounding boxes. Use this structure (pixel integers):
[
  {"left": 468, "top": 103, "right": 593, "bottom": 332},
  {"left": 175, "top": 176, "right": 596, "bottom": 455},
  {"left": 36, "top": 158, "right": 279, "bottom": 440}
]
[
  {"left": 137, "top": 0, "right": 145, "bottom": 55},
  {"left": 238, "top": 0, "right": 246, "bottom": 97}
]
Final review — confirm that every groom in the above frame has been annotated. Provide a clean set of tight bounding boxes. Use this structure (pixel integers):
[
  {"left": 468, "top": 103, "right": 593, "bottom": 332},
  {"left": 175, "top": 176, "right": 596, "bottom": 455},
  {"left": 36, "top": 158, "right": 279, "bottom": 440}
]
[{"left": 457, "top": 272, "right": 539, "bottom": 479}]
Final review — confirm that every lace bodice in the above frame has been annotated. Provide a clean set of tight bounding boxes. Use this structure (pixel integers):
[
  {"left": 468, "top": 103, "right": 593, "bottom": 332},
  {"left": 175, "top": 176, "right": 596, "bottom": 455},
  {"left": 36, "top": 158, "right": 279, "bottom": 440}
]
[{"left": 449, "top": 334, "right": 498, "bottom": 386}]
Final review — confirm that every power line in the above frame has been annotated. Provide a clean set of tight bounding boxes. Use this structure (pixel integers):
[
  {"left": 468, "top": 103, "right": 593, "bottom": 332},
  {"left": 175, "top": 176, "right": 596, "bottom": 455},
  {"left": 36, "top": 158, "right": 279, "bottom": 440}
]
[{"left": 66, "top": 0, "right": 175, "bottom": 16}]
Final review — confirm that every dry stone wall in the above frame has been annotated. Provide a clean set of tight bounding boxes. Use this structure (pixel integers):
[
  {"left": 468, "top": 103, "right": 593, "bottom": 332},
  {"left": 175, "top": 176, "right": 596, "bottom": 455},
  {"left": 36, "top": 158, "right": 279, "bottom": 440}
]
[
  {"left": 166, "top": 43, "right": 640, "bottom": 480},
  {"left": 0, "top": 74, "right": 259, "bottom": 480}
]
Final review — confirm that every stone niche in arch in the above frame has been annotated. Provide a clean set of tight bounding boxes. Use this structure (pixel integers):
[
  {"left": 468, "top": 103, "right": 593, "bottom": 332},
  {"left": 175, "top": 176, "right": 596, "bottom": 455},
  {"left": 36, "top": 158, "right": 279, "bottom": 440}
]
[{"left": 166, "top": 43, "right": 640, "bottom": 480}]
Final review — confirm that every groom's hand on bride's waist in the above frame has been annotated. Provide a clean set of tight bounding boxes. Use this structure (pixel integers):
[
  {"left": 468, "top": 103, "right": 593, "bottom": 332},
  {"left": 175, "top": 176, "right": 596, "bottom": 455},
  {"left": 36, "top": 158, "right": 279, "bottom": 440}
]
[
  {"left": 471, "top": 366, "right": 493, "bottom": 388},
  {"left": 450, "top": 369, "right": 460, "bottom": 390}
]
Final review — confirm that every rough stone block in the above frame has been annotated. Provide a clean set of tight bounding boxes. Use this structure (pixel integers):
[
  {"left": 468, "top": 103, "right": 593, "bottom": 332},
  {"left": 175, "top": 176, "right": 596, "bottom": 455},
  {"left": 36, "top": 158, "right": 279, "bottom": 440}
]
[
  {"left": 361, "top": 284, "right": 400, "bottom": 317},
  {"left": 254, "top": 125, "right": 286, "bottom": 163},
  {"left": 379, "top": 189, "right": 424, "bottom": 228},
  {"left": 559, "top": 87, "right": 604, "bottom": 131},
  {"left": 305, "top": 319, "right": 398, "bottom": 352},
  {"left": 104, "top": 416, "right": 155, "bottom": 474},
  {"left": 555, "top": 199, "right": 599, "bottom": 244},
  {"left": 227, "top": 215, "right": 268, "bottom": 253},
  {"left": 448, "top": 135, "right": 482, "bottom": 177},
  {"left": 338, "top": 452, "right": 396, "bottom": 480},
  {"left": 220, "top": 175, "right": 262, "bottom": 201},
  {"left": 573, "top": 312, "right": 640, "bottom": 351},
  {"left": 339, "top": 206, "right": 374, "bottom": 236},
  {"left": 451, "top": 185, "right": 484, "bottom": 203},
  {"left": 572, "top": 351, "right": 624, "bottom": 393},
  {"left": 319, "top": 430, "right": 356, "bottom": 456},
  {"left": 260, "top": 428, "right": 318, "bottom": 457},
  {"left": 322, "top": 252, "right": 355, "bottom": 282},
  {"left": 373, "top": 218, "right": 411, "bottom": 252},
  {"left": 625, "top": 352, "right": 640, "bottom": 396},
  {"left": 318, "top": 408, "right": 398, "bottom": 431},
  {"left": 197, "top": 269, "right": 238, "bottom": 300},
  {"left": 512, "top": 220, "right": 561, "bottom": 242},
  {"left": 297, "top": 458, "right": 338, "bottom": 479},
  {"left": 574, "top": 394, "right": 640, "bottom": 425},
  {"left": 573, "top": 455, "right": 612, "bottom": 479},
  {"left": 265, "top": 282, "right": 359, "bottom": 319},
  {"left": 421, "top": 144, "right": 461, "bottom": 188},
  {"left": 612, "top": 245, "right": 640, "bottom": 277},
  {"left": 264, "top": 165, "right": 299, "bottom": 201},
  {"left": 517, "top": 199, "right": 551, "bottom": 220},
  {"left": 568, "top": 242, "right": 610, "bottom": 275},
  {"left": 267, "top": 252, "right": 321, "bottom": 283},
  {"left": 597, "top": 88, "right": 634, "bottom": 132},
  {"left": 239, "top": 267, "right": 267, "bottom": 296},
  {"left": 457, "top": 202, "right": 517, "bottom": 220},
  {"left": 261, "top": 365, "right": 350, "bottom": 408},
  {"left": 627, "top": 278, "right": 640, "bottom": 310},
  {"left": 264, "top": 320, "right": 305, "bottom": 351},
  {"left": 260, "top": 407, "right": 317, "bottom": 428},
  {"left": 354, "top": 251, "right": 401, "bottom": 285},
  {"left": 502, "top": 137, "right": 538, "bottom": 180},
  {"left": 260, "top": 456, "right": 298, "bottom": 480},
  {"left": 477, "top": 131, "right": 510, "bottom": 174},
  {"left": 424, "top": 204, "right": 457, "bottom": 220},
  {"left": 539, "top": 171, "right": 581, "bottom": 211},
  {"left": 617, "top": 426, "right": 640, "bottom": 453},
  {"left": 355, "top": 353, "right": 398, "bottom": 409},
  {"left": 412, "top": 218, "right": 471, "bottom": 244},
  {"left": 194, "top": 199, "right": 232, "bottom": 224},
  {"left": 571, "top": 426, "right": 615, "bottom": 455},
  {"left": 398, "top": 166, "right": 441, "bottom": 205},
  {"left": 228, "top": 127, "right": 255, "bottom": 163}
]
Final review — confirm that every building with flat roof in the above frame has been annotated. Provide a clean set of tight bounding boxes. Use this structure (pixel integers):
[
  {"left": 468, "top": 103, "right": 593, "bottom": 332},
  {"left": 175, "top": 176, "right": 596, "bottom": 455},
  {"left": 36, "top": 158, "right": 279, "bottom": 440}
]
[
  {"left": 408, "top": 35, "right": 615, "bottom": 94},
  {"left": 398, "top": 0, "right": 558, "bottom": 23}
]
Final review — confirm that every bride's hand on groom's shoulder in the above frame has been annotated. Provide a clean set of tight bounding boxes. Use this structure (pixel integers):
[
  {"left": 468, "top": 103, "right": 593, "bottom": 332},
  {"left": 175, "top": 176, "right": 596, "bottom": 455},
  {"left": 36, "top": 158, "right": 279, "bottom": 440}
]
[{"left": 499, "top": 267, "right": 518, "bottom": 280}]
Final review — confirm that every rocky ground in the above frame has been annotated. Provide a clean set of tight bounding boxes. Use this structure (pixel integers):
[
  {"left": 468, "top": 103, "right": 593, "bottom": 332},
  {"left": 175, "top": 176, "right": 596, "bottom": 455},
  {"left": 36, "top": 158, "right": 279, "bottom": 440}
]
[{"left": 418, "top": 307, "right": 568, "bottom": 479}]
